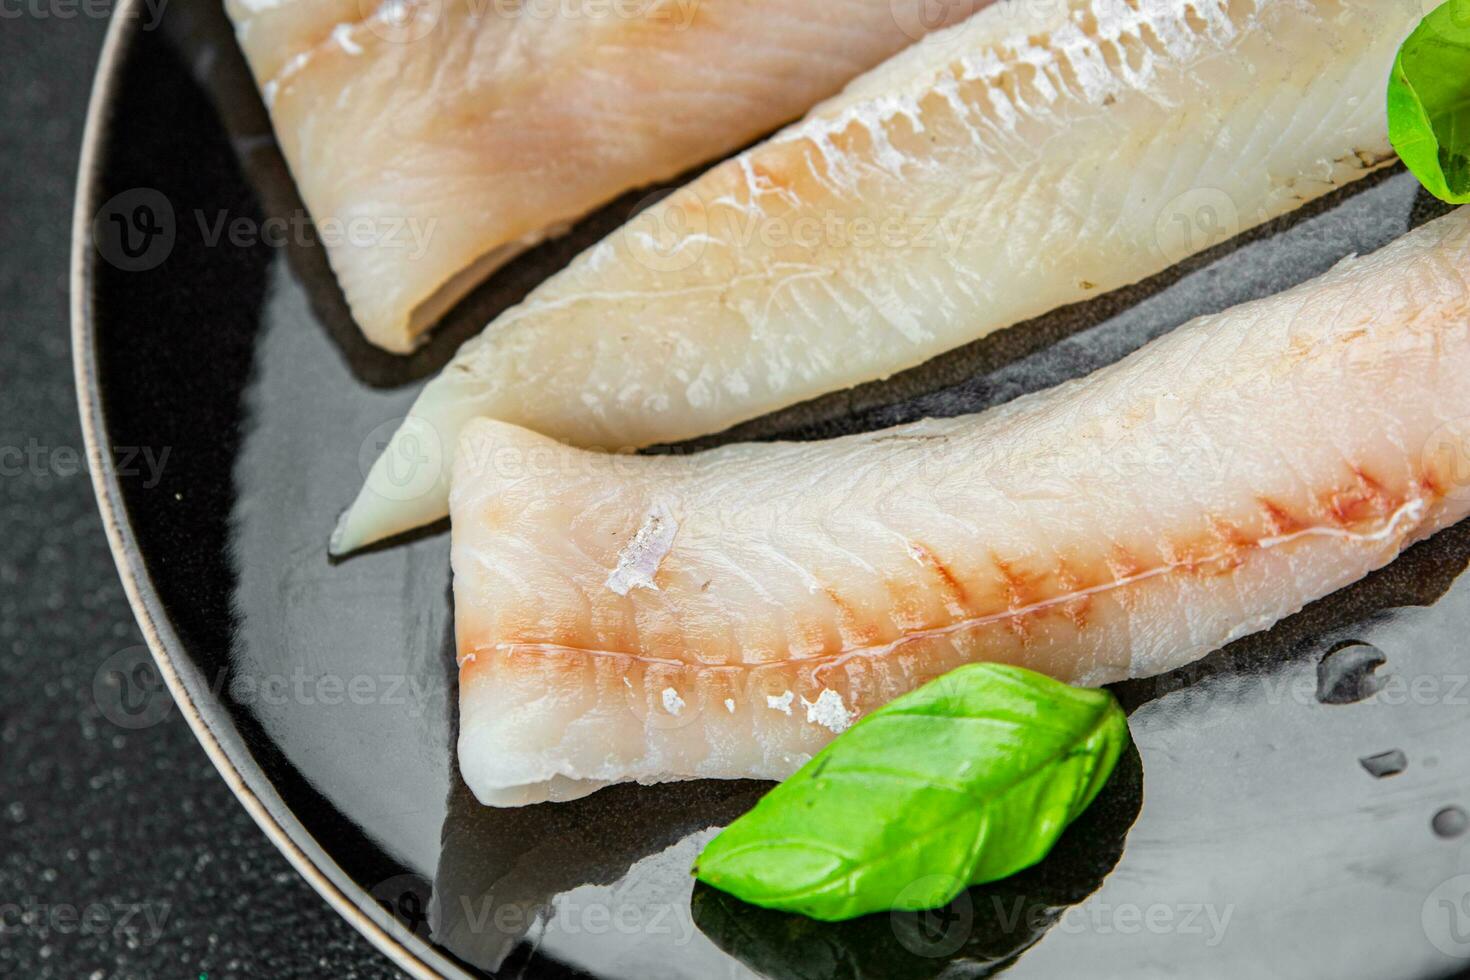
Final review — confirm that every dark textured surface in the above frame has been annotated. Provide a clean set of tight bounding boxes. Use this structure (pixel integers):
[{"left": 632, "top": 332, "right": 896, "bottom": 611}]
[
  {"left": 40, "top": 1, "right": 1470, "bottom": 977},
  {"left": 0, "top": 11, "right": 400, "bottom": 980}
]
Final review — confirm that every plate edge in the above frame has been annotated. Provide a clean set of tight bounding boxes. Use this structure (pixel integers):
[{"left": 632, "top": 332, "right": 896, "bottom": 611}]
[{"left": 67, "top": 7, "right": 465, "bottom": 977}]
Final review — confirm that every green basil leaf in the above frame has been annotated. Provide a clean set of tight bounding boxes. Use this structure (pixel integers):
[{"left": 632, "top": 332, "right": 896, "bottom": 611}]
[
  {"left": 1389, "top": 0, "right": 1470, "bottom": 204},
  {"left": 692, "top": 663, "right": 1130, "bottom": 921}
]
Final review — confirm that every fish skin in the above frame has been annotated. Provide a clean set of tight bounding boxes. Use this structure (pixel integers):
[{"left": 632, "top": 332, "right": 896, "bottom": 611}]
[
  {"left": 335, "top": 0, "right": 1419, "bottom": 553},
  {"left": 224, "top": 0, "right": 987, "bottom": 352},
  {"left": 452, "top": 208, "right": 1470, "bottom": 806}
]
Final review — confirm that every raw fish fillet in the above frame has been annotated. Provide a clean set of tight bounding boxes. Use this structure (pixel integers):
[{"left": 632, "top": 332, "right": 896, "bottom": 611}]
[
  {"left": 335, "top": 0, "right": 1419, "bottom": 552},
  {"left": 224, "top": 0, "right": 987, "bottom": 352},
  {"left": 452, "top": 208, "right": 1470, "bottom": 805}
]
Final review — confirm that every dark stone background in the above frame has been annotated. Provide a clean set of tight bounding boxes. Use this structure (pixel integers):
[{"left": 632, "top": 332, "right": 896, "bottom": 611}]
[{"left": 0, "top": 8, "right": 400, "bottom": 978}]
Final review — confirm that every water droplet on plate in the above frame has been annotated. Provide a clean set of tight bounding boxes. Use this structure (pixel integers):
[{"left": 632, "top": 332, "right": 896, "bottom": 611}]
[
  {"left": 1317, "top": 641, "right": 1385, "bottom": 705},
  {"left": 1359, "top": 749, "right": 1408, "bottom": 778},
  {"left": 1433, "top": 806, "right": 1468, "bottom": 839}
]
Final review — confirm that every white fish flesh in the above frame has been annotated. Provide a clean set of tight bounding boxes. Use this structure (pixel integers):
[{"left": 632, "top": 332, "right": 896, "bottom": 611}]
[
  {"left": 335, "top": 0, "right": 1419, "bottom": 552},
  {"left": 224, "top": 0, "right": 987, "bottom": 351},
  {"left": 451, "top": 207, "right": 1470, "bottom": 805}
]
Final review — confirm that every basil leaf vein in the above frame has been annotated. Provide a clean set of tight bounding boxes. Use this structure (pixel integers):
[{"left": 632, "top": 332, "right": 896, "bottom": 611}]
[{"left": 693, "top": 663, "right": 1130, "bottom": 921}]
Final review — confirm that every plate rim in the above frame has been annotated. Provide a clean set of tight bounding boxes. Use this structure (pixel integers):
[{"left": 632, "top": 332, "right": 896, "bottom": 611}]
[{"left": 69, "top": 5, "right": 467, "bottom": 976}]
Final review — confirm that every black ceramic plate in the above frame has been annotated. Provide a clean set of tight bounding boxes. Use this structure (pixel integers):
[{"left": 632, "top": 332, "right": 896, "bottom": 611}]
[{"left": 73, "top": 1, "right": 1470, "bottom": 977}]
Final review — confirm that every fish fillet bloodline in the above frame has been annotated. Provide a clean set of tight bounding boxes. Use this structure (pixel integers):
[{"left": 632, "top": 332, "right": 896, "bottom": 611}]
[
  {"left": 333, "top": 0, "right": 1421, "bottom": 554},
  {"left": 451, "top": 208, "right": 1470, "bottom": 806},
  {"left": 224, "top": 0, "right": 987, "bottom": 352},
  {"left": 470, "top": 499, "right": 1431, "bottom": 671}
]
